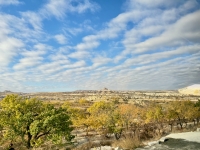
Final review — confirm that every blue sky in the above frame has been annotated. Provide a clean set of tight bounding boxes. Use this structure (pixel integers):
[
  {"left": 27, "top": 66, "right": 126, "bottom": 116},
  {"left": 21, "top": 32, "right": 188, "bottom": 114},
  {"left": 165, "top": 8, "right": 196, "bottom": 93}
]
[{"left": 0, "top": 0, "right": 200, "bottom": 92}]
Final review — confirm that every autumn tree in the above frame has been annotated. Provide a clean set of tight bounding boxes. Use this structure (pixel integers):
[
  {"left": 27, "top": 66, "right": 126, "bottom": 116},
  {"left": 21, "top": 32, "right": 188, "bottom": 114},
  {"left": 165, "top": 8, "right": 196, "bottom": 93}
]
[
  {"left": 62, "top": 100, "right": 96, "bottom": 136},
  {"left": 87, "top": 101, "right": 113, "bottom": 129},
  {"left": 0, "top": 95, "right": 74, "bottom": 148},
  {"left": 194, "top": 100, "right": 200, "bottom": 125},
  {"left": 182, "top": 101, "right": 199, "bottom": 126},
  {"left": 0, "top": 112, "right": 3, "bottom": 137},
  {"left": 145, "top": 103, "right": 165, "bottom": 134},
  {"left": 166, "top": 100, "right": 198, "bottom": 129},
  {"left": 105, "top": 111, "right": 122, "bottom": 139},
  {"left": 165, "top": 106, "right": 177, "bottom": 132},
  {"left": 118, "top": 104, "right": 139, "bottom": 130},
  {"left": 87, "top": 101, "right": 122, "bottom": 139}
]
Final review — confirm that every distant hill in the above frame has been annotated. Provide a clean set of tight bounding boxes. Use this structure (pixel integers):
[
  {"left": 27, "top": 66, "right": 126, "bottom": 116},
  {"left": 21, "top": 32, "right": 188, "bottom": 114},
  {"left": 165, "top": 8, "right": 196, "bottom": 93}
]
[
  {"left": 3, "top": 90, "right": 12, "bottom": 93},
  {"left": 178, "top": 84, "right": 200, "bottom": 95}
]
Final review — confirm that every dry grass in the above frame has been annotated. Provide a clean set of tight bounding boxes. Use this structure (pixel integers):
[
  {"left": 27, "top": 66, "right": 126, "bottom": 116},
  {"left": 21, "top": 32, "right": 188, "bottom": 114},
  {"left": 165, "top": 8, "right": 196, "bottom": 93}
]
[{"left": 112, "top": 137, "right": 141, "bottom": 150}]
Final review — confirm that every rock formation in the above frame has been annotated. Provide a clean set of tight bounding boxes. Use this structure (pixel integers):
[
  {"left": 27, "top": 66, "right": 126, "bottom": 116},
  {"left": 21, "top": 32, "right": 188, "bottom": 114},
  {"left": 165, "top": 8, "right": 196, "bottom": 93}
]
[{"left": 178, "top": 84, "right": 200, "bottom": 96}]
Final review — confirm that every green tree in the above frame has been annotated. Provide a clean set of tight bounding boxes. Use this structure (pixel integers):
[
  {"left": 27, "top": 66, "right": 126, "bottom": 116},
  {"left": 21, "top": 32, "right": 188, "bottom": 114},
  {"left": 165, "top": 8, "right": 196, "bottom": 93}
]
[{"left": 0, "top": 94, "right": 74, "bottom": 148}]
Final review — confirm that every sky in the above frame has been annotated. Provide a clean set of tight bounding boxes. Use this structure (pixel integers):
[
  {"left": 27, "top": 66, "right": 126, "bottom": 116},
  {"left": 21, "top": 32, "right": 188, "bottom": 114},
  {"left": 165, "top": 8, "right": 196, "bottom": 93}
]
[{"left": 0, "top": 0, "right": 200, "bottom": 92}]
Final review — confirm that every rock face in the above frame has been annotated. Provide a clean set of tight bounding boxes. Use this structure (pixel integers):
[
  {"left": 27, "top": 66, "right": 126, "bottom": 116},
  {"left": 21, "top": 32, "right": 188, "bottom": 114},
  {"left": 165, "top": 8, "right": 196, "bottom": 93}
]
[{"left": 178, "top": 84, "right": 200, "bottom": 96}]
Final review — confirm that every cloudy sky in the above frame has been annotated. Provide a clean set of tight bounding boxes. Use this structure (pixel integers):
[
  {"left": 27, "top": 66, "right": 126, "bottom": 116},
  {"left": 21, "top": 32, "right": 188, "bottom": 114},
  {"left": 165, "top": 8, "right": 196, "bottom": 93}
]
[{"left": 0, "top": 0, "right": 200, "bottom": 92}]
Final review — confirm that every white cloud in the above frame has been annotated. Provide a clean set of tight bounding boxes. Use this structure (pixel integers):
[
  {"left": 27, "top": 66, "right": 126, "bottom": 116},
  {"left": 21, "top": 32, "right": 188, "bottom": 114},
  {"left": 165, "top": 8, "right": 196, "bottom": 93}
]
[
  {"left": 68, "top": 51, "right": 90, "bottom": 59},
  {"left": 40, "top": 0, "right": 100, "bottom": 19},
  {"left": 38, "top": 60, "right": 86, "bottom": 75},
  {"left": 131, "top": 10, "right": 200, "bottom": 54},
  {"left": 76, "top": 41, "right": 99, "bottom": 51},
  {"left": 83, "top": 10, "right": 147, "bottom": 42},
  {"left": 49, "top": 53, "right": 68, "bottom": 61},
  {"left": 37, "top": 60, "right": 70, "bottom": 74},
  {"left": 68, "top": 0, "right": 100, "bottom": 13},
  {"left": 126, "top": 0, "right": 184, "bottom": 9},
  {"left": 0, "top": 12, "right": 45, "bottom": 43},
  {"left": 86, "top": 55, "right": 199, "bottom": 90},
  {"left": 179, "top": 0, "right": 200, "bottom": 13},
  {"left": 54, "top": 34, "right": 67, "bottom": 44},
  {"left": 0, "top": 0, "right": 21, "bottom": 5},
  {"left": 0, "top": 0, "right": 200, "bottom": 92},
  {"left": 65, "top": 20, "right": 95, "bottom": 36},
  {"left": 17, "top": 0, "right": 100, "bottom": 42},
  {"left": 13, "top": 44, "right": 50, "bottom": 70},
  {"left": 21, "top": 11, "right": 43, "bottom": 30},
  {"left": 67, "top": 27, "right": 83, "bottom": 36},
  {"left": 112, "top": 2, "right": 200, "bottom": 64},
  {"left": 92, "top": 55, "right": 111, "bottom": 67},
  {"left": 0, "top": 37, "right": 24, "bottom": 66},
  {"left": 13, "top": 57, "right": 43, "bottom": 70},
  {"left": 22, "top": 50, "right": 45, "bottom": 58},
  {"left": 74, "top": 7, "right": 156, "bottom": 55},
  {"left": 123, "top": 45, "right": 200, "bottom": 67},
  {"left": 40, "top": 0, "right": 68, "bottom": 19}
]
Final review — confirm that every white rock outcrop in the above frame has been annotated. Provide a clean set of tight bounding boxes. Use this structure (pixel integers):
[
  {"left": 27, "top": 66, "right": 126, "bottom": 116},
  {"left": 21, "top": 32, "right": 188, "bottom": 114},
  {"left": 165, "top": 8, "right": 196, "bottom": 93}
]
[
  {"left": 164, "top": 132, "right": 200, "bottom": 143},
  {"left": 178, "top": 84, "right": 200, "bottom": 95}
]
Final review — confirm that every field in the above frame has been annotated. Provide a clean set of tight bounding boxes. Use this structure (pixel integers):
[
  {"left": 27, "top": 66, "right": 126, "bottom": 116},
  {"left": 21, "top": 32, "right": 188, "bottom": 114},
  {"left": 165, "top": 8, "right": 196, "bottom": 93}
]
[{"left": 0, "top": 91, "right": 200, "bottom": 149}]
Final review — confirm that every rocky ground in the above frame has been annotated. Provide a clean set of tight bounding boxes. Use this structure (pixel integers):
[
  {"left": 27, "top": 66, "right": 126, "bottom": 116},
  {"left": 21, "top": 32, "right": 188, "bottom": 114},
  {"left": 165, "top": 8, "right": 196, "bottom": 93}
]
[
  {"left": 88, "top": 129, "right": 200, "bottom": 150},
  {"left": 136, "top": 129, "right": 200, "bottom": 150}
]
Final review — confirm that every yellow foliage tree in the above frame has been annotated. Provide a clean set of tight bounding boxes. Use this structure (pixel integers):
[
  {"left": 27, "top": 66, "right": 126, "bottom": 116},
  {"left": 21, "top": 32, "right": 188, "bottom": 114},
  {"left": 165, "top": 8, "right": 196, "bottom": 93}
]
[
  {"left": 166, "top": 100, "right": 199, "bottom": 129},
  {"left": 118, "top": 104, "right": 139, "bottom": 130},
  {"left": 87, "top": 101, "right": 122, "bottom": 139}
]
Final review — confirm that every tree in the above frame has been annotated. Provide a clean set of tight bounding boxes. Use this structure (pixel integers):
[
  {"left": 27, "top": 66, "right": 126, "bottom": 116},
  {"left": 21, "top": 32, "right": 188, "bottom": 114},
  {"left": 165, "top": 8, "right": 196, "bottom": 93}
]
[
  {"left": 194, "top": 100, "right": 200, "bottom": 125},
  {"left": 0, "top": 94, "right": 74, "bottom": 148},
  {"left": 165, "top": 108, "right": 177, "bottom": 132},
  {"left": 118, "top": 104, "right": 139, "bottom": 130},
  {"left": 145, "top": 104, "right": 164, "bottom": 123},
  {"left": 62, "top": 102, "right": 91, "bottom": 135},
  {"left": 87, "top": 101, "right": 123, "bottom": 139},
  {"left": 0, "top": 112, "right": 3, "bottom": 137},
  {"left": 166, "top": 100, "right": 198, "bottom": 129},
  {"left": 86, "top": 101, "right": 111, "bottom": 130},
  {"left": 145, "top": 103, "right": 165, "bottom": 134}
]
